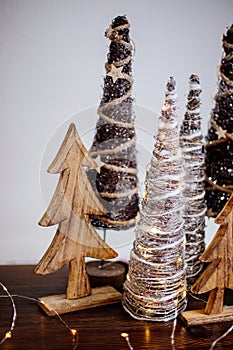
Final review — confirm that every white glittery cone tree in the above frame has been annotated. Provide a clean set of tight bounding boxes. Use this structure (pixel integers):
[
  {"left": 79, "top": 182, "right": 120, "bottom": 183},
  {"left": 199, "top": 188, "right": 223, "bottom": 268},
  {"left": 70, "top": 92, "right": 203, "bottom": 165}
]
[
  {"left": 179, "top": 74, "right": 206, "bottom": 287},
  {"left": 122, "top": 77, "right": 187, "bottom": 321}
]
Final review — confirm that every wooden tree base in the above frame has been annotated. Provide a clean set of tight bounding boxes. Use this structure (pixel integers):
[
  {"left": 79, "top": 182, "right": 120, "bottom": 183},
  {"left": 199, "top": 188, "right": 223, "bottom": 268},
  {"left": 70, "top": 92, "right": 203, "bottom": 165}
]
[
  {"left": 180, "top": 305, "right": 233, "bottom": 326},
  {"left": 38, "top": 285, "right": 122, "bottom": 316},
  {"left": 86, "top": 260, "right": 126, "bottom": 291}
]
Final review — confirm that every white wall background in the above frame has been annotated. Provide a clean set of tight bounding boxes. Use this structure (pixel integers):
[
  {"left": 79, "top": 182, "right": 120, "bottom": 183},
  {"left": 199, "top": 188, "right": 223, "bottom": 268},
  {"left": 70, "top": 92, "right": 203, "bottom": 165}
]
[{"left": 0, "top": 0, "right": 232, "bottom": 264}]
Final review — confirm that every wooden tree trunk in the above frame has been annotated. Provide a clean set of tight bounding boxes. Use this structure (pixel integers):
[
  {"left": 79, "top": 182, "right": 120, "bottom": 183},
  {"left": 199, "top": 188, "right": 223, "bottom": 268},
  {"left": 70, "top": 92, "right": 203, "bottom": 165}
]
[
  {"left": 205, "top": 288, "right": 224, "bottom": 315},
  {"left": 66, "top": 255, "right": 91, "bottom": 299}
]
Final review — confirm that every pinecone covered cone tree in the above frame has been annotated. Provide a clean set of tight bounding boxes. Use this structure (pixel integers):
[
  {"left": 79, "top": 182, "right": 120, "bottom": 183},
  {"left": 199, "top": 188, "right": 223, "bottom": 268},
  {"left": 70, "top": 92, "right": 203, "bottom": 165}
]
[
  {"left": 205, "top": 25, "right": 233, "bottom": 217},
  {"left": 122, "top": 78, "right": 186, "bottom": 321},
  {"left": 180, "top": 74, "right": 206, "bottom": 287},
  {"left": 88, "top": 15, "right": 139, "bottom": 229}
]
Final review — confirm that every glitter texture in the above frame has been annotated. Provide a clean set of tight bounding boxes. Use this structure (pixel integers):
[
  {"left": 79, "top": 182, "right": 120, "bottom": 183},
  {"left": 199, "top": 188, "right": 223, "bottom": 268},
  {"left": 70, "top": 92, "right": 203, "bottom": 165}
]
[
  {"left": 205, "top": 24, "right": 233, "bottom": 217},
  {"left": 122, "top": 77, "right": 187, "bottom": 321},
  {"left": 180, "top": 74, "right": 206, "bottom": 287},
  {"left": 88, "top": 15, "right": 139, "bottom": 229}
]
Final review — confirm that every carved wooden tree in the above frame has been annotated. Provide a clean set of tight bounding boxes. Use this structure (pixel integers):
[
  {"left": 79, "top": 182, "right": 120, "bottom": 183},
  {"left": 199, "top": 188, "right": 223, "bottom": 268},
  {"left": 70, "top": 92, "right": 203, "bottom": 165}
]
[
  {"left": 191, "top": 192, "right": 233, "bottom": 315},
  {"left": 34, "top": 123, "right": 117, "bottom": 300}
]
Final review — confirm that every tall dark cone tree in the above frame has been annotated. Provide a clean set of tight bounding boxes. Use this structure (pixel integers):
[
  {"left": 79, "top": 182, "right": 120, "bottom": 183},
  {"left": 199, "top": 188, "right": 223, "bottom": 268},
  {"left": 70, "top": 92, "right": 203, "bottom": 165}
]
[
  {"left": 205, "top": 25, "right": 233, "bottom": 217},
  {"left": 88, "top": 15, "right": 139, "bottom": 229}
]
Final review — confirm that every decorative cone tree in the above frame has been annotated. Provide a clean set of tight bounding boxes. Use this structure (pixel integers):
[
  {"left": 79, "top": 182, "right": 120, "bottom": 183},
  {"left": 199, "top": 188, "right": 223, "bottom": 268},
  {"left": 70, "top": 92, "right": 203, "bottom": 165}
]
[
  {"left": 88, "top": 15, "right": 139, "bottom": 229},
  {"left": 34, "top": 123, "right": 117, "bottom": 300},
  {"left": 180, "top": 74, "right": 206, "bottom": 287},
  {"left": 205, "top": 24, "right": 233, "bottom": 217},
  {"left": 122, "top": 77, "right": 187, "bottom": 322}
]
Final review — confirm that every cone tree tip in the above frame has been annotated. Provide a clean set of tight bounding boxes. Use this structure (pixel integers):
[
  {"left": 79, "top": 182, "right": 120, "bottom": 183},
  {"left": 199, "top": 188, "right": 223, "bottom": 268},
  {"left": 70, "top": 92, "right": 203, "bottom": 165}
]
[
  {"left": 105, "top": 15, "right": 130, "bottom": 42},
  {"left": 189, "top": 74, "right": 200, "bottom": 84},
  {"left": 163, "top": 76, "right": 178, "bottom": 112},
  {"left": 111, "top": 15, "right": 129, "bottom": 28},
  {"left": 223, "top": 24, "right": 233, "bottom": 43},
  {"left": 166, "top": 76, "right": 176, "bottom": 92}
]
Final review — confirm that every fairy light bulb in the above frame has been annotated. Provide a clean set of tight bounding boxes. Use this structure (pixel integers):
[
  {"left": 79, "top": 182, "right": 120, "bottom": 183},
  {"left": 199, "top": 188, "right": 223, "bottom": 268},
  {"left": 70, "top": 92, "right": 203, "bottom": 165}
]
[
  {"left": 0, "top": 282, "right": 17, "bottom": 346},
  {"left": 0, "top": 281, "right": 80, "bottom": 348},
  {"left": 142, "top": 190, "right": 147, "bottom": 201},
  {"left": 70, "top": 329, "right": 77, "bottom": 336},
  {"left": 121, "top": 332, "right": 134, "bottom": 350},
  {"left": 121, "top": 332, "right": 129, "bottom": 338},
  {"left": 162, "top": 102, "right": 169, "bottom": 111}
]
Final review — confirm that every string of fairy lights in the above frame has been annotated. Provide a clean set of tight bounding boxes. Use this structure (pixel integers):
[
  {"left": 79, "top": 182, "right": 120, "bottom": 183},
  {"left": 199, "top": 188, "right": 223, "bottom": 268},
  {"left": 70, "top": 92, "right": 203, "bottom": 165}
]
[
  {"left": 0, "top": 281, "right": 16, "bottom": 345},
  {"left": 0, "top": 281, "right": 232, "bottom": 349},
  {"left": 0, "top": 281, "right": 79, "bottom": 349}
]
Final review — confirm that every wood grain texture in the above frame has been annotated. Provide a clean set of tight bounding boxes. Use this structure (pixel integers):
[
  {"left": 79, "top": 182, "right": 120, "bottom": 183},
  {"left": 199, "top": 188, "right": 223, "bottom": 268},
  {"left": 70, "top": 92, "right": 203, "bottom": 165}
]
[
  {"left": 38, "top": 285, "right": 122, "bottom": 316},
  {"left": 215, "top": 192, "right": 233, "bottom": 224},
  {"left": 180, "top": 305, "right": 233, "bottom": 326},
  {"left": 34, "top": 123, "right": 117, "bottom": 299},
  {"left": 191, "top": 193, "right": 233, "bottom": 315},
  {"left": 1, "top": 265, "right": 233, "bottom": 350}
]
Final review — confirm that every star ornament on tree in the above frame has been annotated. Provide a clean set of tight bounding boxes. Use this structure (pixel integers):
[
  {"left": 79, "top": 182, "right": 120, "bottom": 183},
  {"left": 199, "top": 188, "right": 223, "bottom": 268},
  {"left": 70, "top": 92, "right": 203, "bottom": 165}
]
[
  {"left": 206, "top": 208, "right": 215, "bottom": 218},
  {"left": 107, "top": 64, "right": 125, "bottom": 83},
  {"left": 216, "top": 126, "right": 227, "bottom": 139},
  {"left": 105, "top": 24, "right": 113, "bottom": 38},
  {"left": 93, "top": 155, "right": 105, "bottom": 173},
  {"left": 83, "top": 154, "right": 105, "bottom": 174}
]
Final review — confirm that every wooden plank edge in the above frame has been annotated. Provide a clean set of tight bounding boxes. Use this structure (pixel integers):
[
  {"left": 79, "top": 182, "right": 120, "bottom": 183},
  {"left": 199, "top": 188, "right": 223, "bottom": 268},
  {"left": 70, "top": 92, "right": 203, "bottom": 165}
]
[
  {"left": 38, "top": 285, "right": 122, "bottom": 316},
  {"left": 179, "top": 305, "right": 233, "bottom": 326}
]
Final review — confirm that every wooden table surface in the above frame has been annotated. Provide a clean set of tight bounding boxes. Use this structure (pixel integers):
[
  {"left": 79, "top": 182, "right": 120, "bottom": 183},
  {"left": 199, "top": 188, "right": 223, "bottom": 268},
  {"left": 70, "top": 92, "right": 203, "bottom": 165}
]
[{"left": 0, "top": 265, "right": 233, "bottom": 350}]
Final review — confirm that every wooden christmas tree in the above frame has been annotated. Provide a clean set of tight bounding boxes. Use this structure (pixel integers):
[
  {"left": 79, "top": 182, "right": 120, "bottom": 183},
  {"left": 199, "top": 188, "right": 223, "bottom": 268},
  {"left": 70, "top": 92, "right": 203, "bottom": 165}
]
[
  {"left": 35, "top": 123, "right": 122, "bottom": 315},
  {"left": 180, "top": 192, "right": 233, "bottom": 325}
]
